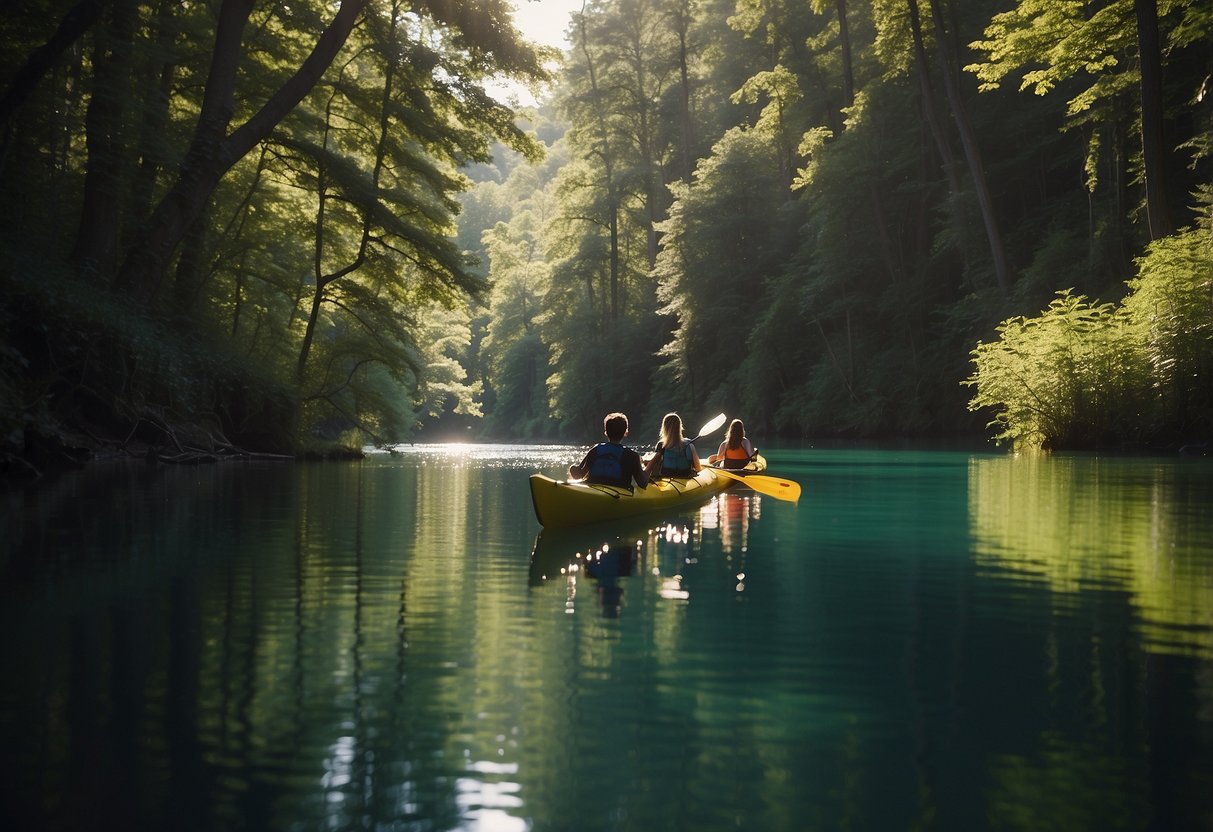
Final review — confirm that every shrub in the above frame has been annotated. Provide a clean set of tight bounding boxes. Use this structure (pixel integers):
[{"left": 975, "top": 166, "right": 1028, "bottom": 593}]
[{"left": 966, "top": 225, "right": 1213, "bottom": 449}]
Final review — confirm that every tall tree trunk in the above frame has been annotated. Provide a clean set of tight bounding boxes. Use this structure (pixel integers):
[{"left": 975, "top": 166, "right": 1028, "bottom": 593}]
[
  {"left": 608, "top": 211, "right": 620, "bottom": 320},
  {"left": 297, "top": 100, "right": 336, "bottom": 383},
  {"left": 212, "top": 146, "right": 268, "bottom": 338},
  {"left": 0, "top": 0, "right": 114, "bottom": 129},
  {"left": 297, "top": 289, "right": 326, "bottom": 384},
  {"left": 1112, "top": 116, "right": 1133, "bottom": 277},
  {"left": 625, "top": 12, "right": 662, "bottom": 271},
  {"left": 127, "top": 0, "right": 178, "bottom": 239},
  {"left": 1134, "top": 0, "right": 1174, "bottom": 240},
  {"left": 905, "top": 0, "right": 961, "bottom": 196},
  {"left": 575, "top": 8, "right": 620, "bottom": 322},
  {"left": 171, "top": 205, "right": 210, "bottom": 318},
  {"left": 673, "top": 0, "right": 694, "bottom": 183},
  {"left": 113, "top": 0, "right": 255, "bottom": 297},
  {"left": 72, "top": 0, "right": 136, "bottom": 279},
  {"left": 837, "top": 0, "right": 854, "bottom": 109},
  {"left": 924, "top": 0, "right": 1010, "bottom": 292},
  {"left": 116, "top": 0, "right": 366, "bottom": 304},
  {"left": 867, "top": 183, "right": 902, "bottom": 285},
  {"left": 231, "top": 262, "right": 246, "bottom": 338},
  {"left": 297, "top": 0, "right": 399, "bottom": 381}
]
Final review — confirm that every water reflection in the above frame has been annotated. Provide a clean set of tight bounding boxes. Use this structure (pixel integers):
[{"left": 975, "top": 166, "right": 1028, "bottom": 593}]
[
  {"left": 527, "top": 490, "right": 770, "bottom": 618},
  {"left": 968, "top": 454, "right": 1213, "bottom": 657},
  {"left": 529, "top": 519, "right": 679, "bottom": 617},
  {"left": 699, "top": 491, "right": 760, "bottom": 554},
  {"left": 698, "top": 493, "right": 761, "bottom": 592},
  {"left": 3, "top": 449, "right": 1212, "bottom": 831}
]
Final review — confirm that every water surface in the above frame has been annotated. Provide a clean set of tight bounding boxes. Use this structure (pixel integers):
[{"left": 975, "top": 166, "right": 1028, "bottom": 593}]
[{"left": 2, "top": 446, "right": 1211, "bottom": 830}]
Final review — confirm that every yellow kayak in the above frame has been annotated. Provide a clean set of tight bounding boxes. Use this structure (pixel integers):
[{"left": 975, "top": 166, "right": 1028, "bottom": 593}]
[{"left": 529, "top": 455, "right": 767, "bottom": 528}]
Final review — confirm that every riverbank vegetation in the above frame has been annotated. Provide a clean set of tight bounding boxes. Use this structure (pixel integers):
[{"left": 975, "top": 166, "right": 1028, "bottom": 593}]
[
  {"left": 464, "top": 0, "right": 1210, "bottom": 449},
  {"left": 1, "top": 0, "right": 550, "bottom": 471},
  {"left": 967, "top": 222, "right": 1213, "bottom": 450},
  {"left": 1, "top": 0, "right": 1210, "bottom": 473}
]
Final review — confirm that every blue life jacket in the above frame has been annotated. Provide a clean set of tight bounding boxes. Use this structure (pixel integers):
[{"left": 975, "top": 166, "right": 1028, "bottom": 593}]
[
  {"left": 660, "top": 441, "right": 693, "bottom": 476},
  {"left": 588, "top": 443, "right": 626, "bottom": 485}
]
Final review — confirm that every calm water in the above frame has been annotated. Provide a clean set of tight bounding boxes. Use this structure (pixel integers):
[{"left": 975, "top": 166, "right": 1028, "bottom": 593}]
[{"left": 2, "top": 446, "right": 1212, "bottom": 831}]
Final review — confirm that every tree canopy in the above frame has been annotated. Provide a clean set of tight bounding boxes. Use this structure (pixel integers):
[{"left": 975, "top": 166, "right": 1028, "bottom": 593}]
[
  {"left": 1, "top": 0, "right": 550, "bottom": 460},
  {"left": 465, "top": 0, "right": 1210, "bottom": 449},
  {"left": 2, "top": 0, "right": 1210, "bottom": 467}
]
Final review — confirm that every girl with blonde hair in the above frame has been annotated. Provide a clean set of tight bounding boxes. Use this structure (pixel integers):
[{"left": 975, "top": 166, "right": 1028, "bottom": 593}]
[{"left": 645, "top": 412, "right": 702, "bottom": 478}]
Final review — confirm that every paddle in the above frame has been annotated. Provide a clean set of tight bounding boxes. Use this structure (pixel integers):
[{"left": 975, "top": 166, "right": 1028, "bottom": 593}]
[
  {"left": 689, "top": 412, "right": 727, "bottom": 443},
  {"left": 710, "top": 466, "right": 802, "bottom": 502},
  {"left": 694, "top": 413, "right": 799, "bottom": 500}
]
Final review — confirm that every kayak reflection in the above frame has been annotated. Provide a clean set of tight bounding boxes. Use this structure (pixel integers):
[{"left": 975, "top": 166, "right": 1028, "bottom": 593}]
[
  {"left": 697, "top": 491, "right": 760, "bottom": 594},
  {"left": 528, "top": 492, "right": 765, "bottom": 614},
  {"left": 528, "top": 516, "right": 702, "bottom": 616},
  {"left": 698, "top": 491, "right": 760, "bottom": 556}
]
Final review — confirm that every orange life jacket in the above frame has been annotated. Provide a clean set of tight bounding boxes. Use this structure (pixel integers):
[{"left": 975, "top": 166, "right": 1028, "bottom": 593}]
[
  {"left": 723, "top": 444, "right": 750, "bottom": 460},
  {"left": 721, "top": 441, "right": 752, "bottom": 468}
]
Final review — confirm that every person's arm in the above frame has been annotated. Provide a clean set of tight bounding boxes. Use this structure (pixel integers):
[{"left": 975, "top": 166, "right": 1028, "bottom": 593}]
[
  {"left": 568, "top": 447, "right": 595, "bottom": 481},
  {"left": 627, "top": 449, "right": 649, "bottom": 488},
  {"left": 707, "top": 440, "right": 727, "bottom": 464},
  {"left": 642, "top": 443, "right": 662, "bottom": 478},
  {"left": 689, "top": 441, "right": 702, "bottom": 471},
  {"left": 744, "top": 438, "right": 757, "bottom": 459}
]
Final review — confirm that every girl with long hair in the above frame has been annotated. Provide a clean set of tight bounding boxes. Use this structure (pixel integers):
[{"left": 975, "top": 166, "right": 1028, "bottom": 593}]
[
  {"left": 645, "top": 412, "right": 702, "bottom": 478},
  {"left": 708, "top": 419, "right": 757, "bottom": 469}
]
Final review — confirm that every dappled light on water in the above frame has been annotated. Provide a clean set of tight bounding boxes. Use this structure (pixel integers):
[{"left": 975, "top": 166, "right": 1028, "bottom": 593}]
[{"left": 370, "top": 442, "right": 579, "bottom": 472}]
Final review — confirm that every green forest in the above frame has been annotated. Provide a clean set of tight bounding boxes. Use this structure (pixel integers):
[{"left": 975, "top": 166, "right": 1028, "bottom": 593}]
[{"left": 1, "top": 0, "right": 1210, "bottom": 473}]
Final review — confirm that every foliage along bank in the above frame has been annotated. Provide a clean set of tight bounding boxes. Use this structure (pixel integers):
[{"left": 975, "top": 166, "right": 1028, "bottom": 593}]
[
  {"left": 461, "top": 0, "right": 1211, "bottom": 450},
  {"left": 2, "top": 0, "right": 1211, "bottom": 476},
  {"left": 0, "top": 0, "right": 550, "bottom": 475},
  {"left": 967, "top": 221, "right": 1213, "bottom": 450}
]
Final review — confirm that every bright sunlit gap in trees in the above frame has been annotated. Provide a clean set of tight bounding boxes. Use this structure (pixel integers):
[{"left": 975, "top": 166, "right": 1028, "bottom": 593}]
[
  {"left": 487, "top": 0, "right": 582, "bottom": 105},
  {"left": 512, "top": 0, "right": 580, "bottom": 47}
]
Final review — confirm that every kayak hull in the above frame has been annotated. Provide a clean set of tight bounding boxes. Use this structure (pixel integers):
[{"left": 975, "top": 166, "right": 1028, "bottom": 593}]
[{"left": 530, "top": 455, "right": 767, "bottom": 528}]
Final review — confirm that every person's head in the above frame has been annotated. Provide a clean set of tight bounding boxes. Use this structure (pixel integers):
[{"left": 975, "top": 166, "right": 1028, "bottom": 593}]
[
  {"left": 726, "top": 418, "right": 746, "bottom": 448},
  {"left": 659, "top": 412, "right": 685, "bottom": 447},
  {"left": 603, "top": 412, "right": 629, "bottom": 442}
]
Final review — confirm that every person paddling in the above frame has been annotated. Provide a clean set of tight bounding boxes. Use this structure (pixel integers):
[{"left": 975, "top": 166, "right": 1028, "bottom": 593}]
[
  {"left": 643, "top": 412, "right": 702, "bottom": 479},
  {"left": 708, "top": 418, "right": 757, "bottom": 469},
  {"left": 569, "top": 412, "right": 650, "bottom": 489}
]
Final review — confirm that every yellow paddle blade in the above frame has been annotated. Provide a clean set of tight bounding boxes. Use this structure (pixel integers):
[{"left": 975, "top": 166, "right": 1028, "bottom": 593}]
[{"left": 710, "top": 467, "right": 801, "bottom": 502}]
